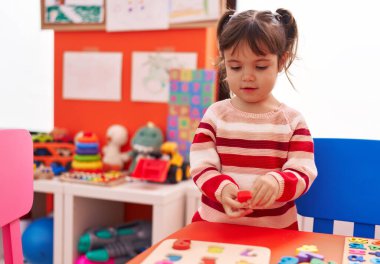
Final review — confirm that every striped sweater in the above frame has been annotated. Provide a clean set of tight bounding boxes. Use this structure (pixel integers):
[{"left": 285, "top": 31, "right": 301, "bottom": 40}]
[{"left": 190, "top": 99, "right": 317, "bottom": 230}]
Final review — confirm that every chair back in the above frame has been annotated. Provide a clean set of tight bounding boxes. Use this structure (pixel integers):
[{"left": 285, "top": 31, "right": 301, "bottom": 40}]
[
  {"left": 0, "top": 129, "right": 33, "bottom": 263},
  {"left": 296, "top": 138, "right": 380, "bottom": 238}
]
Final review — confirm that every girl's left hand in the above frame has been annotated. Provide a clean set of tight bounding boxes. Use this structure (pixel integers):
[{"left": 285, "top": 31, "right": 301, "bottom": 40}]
[{"left": 249, "top": 175, "right": 280, "bottom": 208}]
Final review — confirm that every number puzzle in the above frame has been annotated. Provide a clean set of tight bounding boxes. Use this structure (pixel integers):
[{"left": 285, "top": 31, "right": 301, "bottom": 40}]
[
  {"left": 342, "top": 236, "right": 380, "bottom": 263},
  {"left": 141, "top": 238, "right": 271, "bottom": 264},
  {"left": 167, "top": 69, "right": 216, "bottom": 161}
]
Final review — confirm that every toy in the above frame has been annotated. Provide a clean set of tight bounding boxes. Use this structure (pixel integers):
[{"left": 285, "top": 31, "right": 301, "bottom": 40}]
[
  {"left": 50, "top": 127, "right": 73, "bottom": 143},
  {"left": 237, "top": 190, "right": 252, "bottom": 203},
  {"left": 60, "top": 171, "right": 127, "bottom": 186},
  {"left": 141, "top": 239, "right": 270, "bottom": 264},
  {"left": 132, "top": 141, "right": 190, "bottom": 183},
  {"left": 78, "top": 220, "right": 152, "bottom": 261},
  {"left": 127, "top": 122, "right": 163, "bottom": 174},
  {"left": 342, "top": 236, "right": 380, "bottom": 264},
  {"left": 75, "top": 255, "right": 130, "bottom": 264},
  {"left": 102, "top": 124, "right": 129, "bottom": 171},
  {"left": 72, "top": 132, "right": 103, "bottom": 171},
  {"left": 278, "top": 244, "right": 338, "bottom": 264},
  {"left": 22, "top": 217, "right": 53, "bottom": 264},
  {"left": 33, "top": 142, "right": 75, "bottom": 170},
  {"left": 32, "top": 132, "right": 53, "bottom": 143},
  {"left": 161, "top": 141, "right": 190, "bottom": 183},
  {"left": 34, "top": 164, "right": 54, "bottom": 179}
]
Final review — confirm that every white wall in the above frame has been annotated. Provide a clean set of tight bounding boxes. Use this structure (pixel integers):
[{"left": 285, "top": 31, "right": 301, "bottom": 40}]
[
  {"left": 237, "top": 0, "right": 380, "bottom": 140},
  {"left": 0, "top": 1, "right": 54, "bottom": 132}
]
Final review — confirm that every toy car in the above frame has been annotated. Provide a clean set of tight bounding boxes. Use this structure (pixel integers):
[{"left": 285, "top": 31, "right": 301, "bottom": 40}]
[
  {"left": 32, "top": 133, "right": 54, "bottom": 143},
  {"left": 132, "top": 141, "right": 190, "bottom": 184}
]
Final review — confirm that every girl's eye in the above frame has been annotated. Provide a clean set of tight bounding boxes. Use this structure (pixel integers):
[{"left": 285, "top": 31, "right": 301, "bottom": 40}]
[
  {"left": 230, "top": 66, "right": 241, "bottom": 71},
  {"left": 256, "top": 66, "right": 268, "bottom": 70}
]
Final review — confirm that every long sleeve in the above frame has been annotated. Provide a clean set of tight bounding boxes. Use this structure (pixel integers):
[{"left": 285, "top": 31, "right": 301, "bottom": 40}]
[
  {"left": 190, "top": 107, "right": 238, "bottom": 203},
  {"left": 268, "top": 115, "right": 318, "bottom": 202}
]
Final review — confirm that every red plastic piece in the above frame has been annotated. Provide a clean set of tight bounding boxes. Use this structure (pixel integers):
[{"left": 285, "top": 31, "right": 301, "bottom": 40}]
[
  {"left": 237, "top": 190, "right": 252, "bottom": 203},
  {"left": 201, "top": 257, "right": 216, "bottom": 264},
  {"left": 172, "top": 239, "right": 191, "bottom": 250},
  {"left": 132, "top": 158, "right": 170, "bottom": 182}
]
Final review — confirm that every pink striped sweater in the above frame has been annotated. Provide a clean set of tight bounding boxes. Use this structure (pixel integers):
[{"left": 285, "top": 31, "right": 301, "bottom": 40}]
[{"left": 190, "top": 99, "right": 317, "bottom": 230}]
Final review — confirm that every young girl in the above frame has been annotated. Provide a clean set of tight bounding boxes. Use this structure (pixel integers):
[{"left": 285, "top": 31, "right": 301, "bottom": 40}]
[{"left": 189, "top": 8, "right": 317, "bottom": 230}]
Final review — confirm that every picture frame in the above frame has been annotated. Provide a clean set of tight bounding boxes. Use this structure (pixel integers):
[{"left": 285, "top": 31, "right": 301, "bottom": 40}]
[
  {"left": 40, "top": 0, "right": 226, "bottom": 31},
  {"left": 40, "top": 0, "right": 105, "bottom": 31}
]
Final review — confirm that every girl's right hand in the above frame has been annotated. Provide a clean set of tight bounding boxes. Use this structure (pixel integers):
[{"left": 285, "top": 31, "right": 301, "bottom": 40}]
[{"left": 220, "top": 184, "right": 253, "bottom": 218}]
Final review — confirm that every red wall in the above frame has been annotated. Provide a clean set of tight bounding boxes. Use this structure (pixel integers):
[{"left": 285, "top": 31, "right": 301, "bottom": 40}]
[{"left": 54, "top": 28, "right": 215, "bottom": 147}]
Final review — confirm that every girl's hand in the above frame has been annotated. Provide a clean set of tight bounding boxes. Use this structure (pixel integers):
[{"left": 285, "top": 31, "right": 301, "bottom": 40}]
[
  {"left": 220, "top": 184, "right": 253, "bottom": 218},
  {"left": 250, "top": 175, "right": 280, "bottom": 208}
]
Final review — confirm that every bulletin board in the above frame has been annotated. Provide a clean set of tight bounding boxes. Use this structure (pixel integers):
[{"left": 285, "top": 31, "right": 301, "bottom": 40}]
[{"left": 41, "top": 0, "right": 226, "bottom": 31}]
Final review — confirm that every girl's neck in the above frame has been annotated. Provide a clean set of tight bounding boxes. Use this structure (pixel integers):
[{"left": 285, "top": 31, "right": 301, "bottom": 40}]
[{"left": 230, "top": 94, "right": 281, "bottom": 114}]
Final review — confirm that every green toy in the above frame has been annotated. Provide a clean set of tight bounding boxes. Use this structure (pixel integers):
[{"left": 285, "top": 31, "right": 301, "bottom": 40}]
[
  {"left": 78, "top": 220, "right": 152, "bottom": 261},
  {"left": 127, "top": 122, "right": 163, "bottom": 174}
]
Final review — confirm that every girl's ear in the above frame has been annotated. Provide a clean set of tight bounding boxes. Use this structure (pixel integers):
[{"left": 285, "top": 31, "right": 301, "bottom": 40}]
[{"left": 278, "top": 52, "right": 289, "bottom": 72}]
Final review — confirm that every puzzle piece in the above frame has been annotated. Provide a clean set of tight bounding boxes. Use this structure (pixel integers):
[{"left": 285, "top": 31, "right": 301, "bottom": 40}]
[{"left": 296, "top": 245, "right": 318, "bottom": 254}]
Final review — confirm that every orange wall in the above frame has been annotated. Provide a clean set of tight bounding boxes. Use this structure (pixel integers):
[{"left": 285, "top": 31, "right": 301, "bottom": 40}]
[{"left": 54, "top": 28, "right": 216, "bottom": 147}]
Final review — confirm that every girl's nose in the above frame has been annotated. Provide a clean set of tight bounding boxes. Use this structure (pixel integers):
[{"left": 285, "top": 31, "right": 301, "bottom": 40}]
[{"left": 242, "top": 70, "right": 255, "bottom": 82}]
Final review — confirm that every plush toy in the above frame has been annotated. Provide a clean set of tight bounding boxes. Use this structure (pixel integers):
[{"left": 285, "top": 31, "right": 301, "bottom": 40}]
[
  {"left": 127, "top": 122, "right": 163, "bottom": 174},
  {"left": 102, "top": 125, "right": 129, "bottom": 171}
]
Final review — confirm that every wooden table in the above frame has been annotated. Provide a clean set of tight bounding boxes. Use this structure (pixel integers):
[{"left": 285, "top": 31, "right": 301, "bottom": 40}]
[{"left": 128, "top": 221, "right": 346, "bottom": 263}]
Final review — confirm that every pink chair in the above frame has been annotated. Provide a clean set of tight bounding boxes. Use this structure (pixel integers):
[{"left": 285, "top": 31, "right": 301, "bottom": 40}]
[{"left": 0, "top": 129, "right": 33, "bottom": 264}]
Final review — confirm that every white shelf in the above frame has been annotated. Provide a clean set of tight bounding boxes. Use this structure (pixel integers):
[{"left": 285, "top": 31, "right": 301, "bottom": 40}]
[
  {"left": 33, "top": 178, "right": 64, "bottom": 264},
  {"left": 33, "top": 178, "right": 64, "bottom": 194},
  {"left": 32, "top": 178, "right": 191, "bottom": 264},
  {"left": 64, "top": 179, "right": 189, "bottom": 205}
]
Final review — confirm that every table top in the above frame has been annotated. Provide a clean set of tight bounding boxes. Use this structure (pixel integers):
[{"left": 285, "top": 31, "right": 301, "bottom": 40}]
[
  {"left": 34, "top": 178, "right": 191, "bottom": 204},
  {"left": 128, "top": 221, "right": 346, "bottom": 264}
]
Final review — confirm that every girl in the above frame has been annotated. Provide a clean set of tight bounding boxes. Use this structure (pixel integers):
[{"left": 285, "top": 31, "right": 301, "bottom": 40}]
[{"left": 189, "top": 9, "right": 317, "bottom": 230}]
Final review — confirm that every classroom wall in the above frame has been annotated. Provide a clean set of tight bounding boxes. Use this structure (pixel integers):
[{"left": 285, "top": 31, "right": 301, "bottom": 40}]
[{"left": 54, "top": 28, "right": 217, "bottom": 147}]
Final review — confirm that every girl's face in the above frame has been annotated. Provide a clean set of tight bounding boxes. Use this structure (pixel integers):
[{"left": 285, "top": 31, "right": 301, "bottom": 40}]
[{"left": 224, "top": 41, "right": 282, "bottom": 112}]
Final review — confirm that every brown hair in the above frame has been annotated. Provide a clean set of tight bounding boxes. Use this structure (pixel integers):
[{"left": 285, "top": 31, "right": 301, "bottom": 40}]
[{"left": 217, "top": 8, "right": 298, "bottom": 91}]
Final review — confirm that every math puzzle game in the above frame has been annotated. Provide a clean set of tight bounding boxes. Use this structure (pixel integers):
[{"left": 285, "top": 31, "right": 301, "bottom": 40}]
[
  {"left": 342, "top": 237, "right": 380, "bottom": 263},
  {"left": 141, "top": 238, "right": 271, "bottom": 264},
  {"left": 167, "top": 69, "right": 216, "bottom": 161}
]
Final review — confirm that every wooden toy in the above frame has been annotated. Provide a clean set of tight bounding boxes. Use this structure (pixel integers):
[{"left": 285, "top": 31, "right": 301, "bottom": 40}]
[
  {"left": 60, "top": 171, "right": 128, "bottom": 186},
  {"left": 342, "top": 236, "right": 380, "bottom": 263},
  {"left": 141, "top": 238, "right": 271, "bottom": 264},
  {"left": 296, "top": 245, "right": 318, "bottom": 254}
]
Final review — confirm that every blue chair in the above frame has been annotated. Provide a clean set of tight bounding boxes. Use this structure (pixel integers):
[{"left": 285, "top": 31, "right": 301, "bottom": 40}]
[{"left": 295, "top": 138, "right": 380, "bottom": 238}]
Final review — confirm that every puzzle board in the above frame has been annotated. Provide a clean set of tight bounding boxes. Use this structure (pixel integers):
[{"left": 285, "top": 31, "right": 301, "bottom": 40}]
[
  {"left": 167, "top": 69, "right": 216, "bottom": 161},
  {"left": 141, "top": 238, "right": 271, "bottom": 264},
  {"left": 342, "top": 237, "right": 380, "bottom": 263}
]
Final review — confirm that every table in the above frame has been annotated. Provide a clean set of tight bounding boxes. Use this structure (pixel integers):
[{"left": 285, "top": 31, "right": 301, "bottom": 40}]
[{"left": 128, "top": 221, "right": 346, "bottom": 264}]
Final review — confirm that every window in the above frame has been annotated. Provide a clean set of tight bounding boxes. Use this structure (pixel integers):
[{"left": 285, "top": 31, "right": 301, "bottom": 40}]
[
  {"left": 0, "top": 1, "right": 54, "bottom": 132},
  {"left": 237, "top": 0, "right": 380, "bottom": 139}
]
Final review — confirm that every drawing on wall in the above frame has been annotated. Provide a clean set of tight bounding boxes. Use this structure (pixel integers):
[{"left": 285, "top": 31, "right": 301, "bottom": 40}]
[
  {"left": 169, "top": 0, "right": 220, "bottom": 24},
  {"left": 63, "top": 51, "right": 123, "bottom": 101},
  {"left": 106, "top": 0, "right": 169, "bottom": 31},
  {"left": 131, "top": 52, "right": 197, "bottom": 103},
  {"left": 44, "top": 0, "right": 104, "bottom": 24}
]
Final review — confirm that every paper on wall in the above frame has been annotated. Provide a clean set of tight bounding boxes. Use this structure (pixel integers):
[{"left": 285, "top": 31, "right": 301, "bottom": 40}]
[
  {"left": 131, "top": 52, "right": 197, "bottom": 103},
  {"left": 106, "top": 0, "right": 169, "bottom": 32},
  {"left": 63, "top": 52, "right": 123, "bottom": 101}
]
